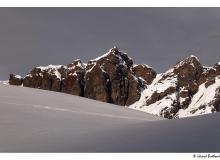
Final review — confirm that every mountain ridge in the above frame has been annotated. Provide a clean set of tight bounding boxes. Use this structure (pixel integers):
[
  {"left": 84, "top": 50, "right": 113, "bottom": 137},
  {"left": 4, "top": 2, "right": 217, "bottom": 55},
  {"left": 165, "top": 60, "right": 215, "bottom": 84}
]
[{"left": 8, "top": 47, "right": 220, "bottom": 118}]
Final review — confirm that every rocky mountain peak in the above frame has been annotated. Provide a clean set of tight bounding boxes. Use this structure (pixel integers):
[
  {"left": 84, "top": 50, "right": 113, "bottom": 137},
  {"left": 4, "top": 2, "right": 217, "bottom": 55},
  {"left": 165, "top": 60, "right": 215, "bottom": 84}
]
[
  {"left": 61, "top": 59, "right": 86, "bottom": 96},
  {"left": 109, "top": 46, "right": 119, "bottom": 53},
  {"left": 9, "top": 47, "right": 156, "bottom": 107},
  {"left": 88, "top": 47, "right": 133, "bottom": 70},
  {"left": 84, "top": 47, "right": 148, "bottom": 106},
  {"left": 130, "top": 54, "right": 220, "bottom": 119},
  {"left": 174, "top": 54, "right": 201, "bottom": 70},
  {"left": 67, "top": 59, "right": 85, "bottom": 69}
]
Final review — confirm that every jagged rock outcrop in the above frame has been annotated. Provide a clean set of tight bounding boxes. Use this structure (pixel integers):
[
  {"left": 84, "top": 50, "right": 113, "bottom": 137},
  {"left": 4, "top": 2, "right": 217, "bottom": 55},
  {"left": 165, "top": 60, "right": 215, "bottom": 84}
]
[
  {"left": 84, "top": 64, "right": 112, "bottom": 102},
  {"left": 125, "top": 73, "right": 142, "bottom": 106},
  {"left": 132, "top": 64, "right": 156, "bottom": 85},
  {"left": 132, "top": 55, "right": 204, "bottom": 118},
  {"left": 84, "top": 47, "right": 147, "bottom": 106},
  {"left": 9, "top": 74, "right": 23, "bottom": 85},
  {"left": 174, "top": 55, "right": 203, "bottom": 109},
  {"left": 213, "top": 86, "right": 220, "bottom": 111},
  {"left": 61, "top": 59, "right": 85, "bottom": 96},
  {"left": 23, "top": 65, "right": 66, "bottom": 92},
  {"left": 199, "top": 63, "right": 220, "bottom": 85}
]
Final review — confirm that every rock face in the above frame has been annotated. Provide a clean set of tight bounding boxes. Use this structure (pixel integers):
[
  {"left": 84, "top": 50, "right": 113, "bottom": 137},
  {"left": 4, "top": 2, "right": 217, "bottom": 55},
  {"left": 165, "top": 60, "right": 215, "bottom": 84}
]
[
  {"left": 84, "top": 47, "right": 147, "bottom": 106},
  {"left": 132, "top": 64, "right": 156, "bottom": 85},
  {"left": 130, "top": 55, "right": 220, "bottom": 119},
  {"left": 9, "top": 74, "right": 23, "bottom": 85},
  {"left": 61, "top": 59, "right": 85, "bottom": 96},
  {"left": 173, "top": 55, "right": 203, "bottom": 109},
  {"left": 23, "top": 65, "right": 66, "bottom": 92}
]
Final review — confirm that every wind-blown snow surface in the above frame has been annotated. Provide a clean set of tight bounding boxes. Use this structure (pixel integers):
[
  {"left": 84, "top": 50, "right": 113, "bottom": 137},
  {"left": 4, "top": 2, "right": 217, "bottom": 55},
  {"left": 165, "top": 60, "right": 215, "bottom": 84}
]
[{"left": 0, "top": 84, "right": 220, "bottom": 152}]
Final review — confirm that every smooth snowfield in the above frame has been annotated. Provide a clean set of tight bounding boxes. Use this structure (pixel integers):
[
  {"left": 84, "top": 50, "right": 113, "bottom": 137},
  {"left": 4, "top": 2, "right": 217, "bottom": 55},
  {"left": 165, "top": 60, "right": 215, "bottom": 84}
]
[{"left": 0, "top": 85, "right": 220, "bottom": 152}]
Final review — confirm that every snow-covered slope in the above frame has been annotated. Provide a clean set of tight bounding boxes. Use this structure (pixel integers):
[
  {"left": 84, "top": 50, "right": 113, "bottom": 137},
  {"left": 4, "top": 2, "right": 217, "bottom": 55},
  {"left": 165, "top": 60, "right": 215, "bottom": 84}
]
[
  {"left": 130, "top": 71, "right": 178, "bottom": 117},
  {"left": 178, "top": 76, "right": 220, "bottom": 118},
  {"left": 1, "top": 84, "right": 220, "bottom": 152},
  {"left": 0, "top": 80, "right": 8, "bottom": 85},
  {"left": 130, "top": 55, "right": 220, "bottom": 118}
]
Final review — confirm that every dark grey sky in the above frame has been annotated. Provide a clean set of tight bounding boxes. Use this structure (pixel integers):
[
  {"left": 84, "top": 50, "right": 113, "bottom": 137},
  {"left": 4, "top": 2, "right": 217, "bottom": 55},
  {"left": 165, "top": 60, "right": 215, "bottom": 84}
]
[{"left": 0, "top": 8, "right": 220, "bottom": 80}]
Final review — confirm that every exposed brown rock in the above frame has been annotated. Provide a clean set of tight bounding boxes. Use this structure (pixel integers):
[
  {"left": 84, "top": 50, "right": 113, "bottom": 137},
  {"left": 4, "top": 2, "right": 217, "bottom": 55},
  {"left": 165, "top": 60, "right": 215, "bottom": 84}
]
[
  {"left": 23, "top": 65, "right": 66, "bottom": 92},
  {"left": 61, "top": 74, "right": 84, "bottom": 96},
  {"left": 198, "top": 63, "right": 220, "bottom": 86},
  {"left": 61, "top": 59, "right": 85, "bottom": 96},
  {"left": 146, "top": 87, "right": 176, "bottom": 106},
  {"left": 213, "top": 86, "right": 220, "bottom": 111},
  {"left": 174, "top": 55, "right": 203, "bottom": 109},
  {"left": 174, "top": 55, "right": 203, "bottom": 91},
  {"left": 199, "top": 67, "right": 216, "bottom": 85},
  {"left": 84, "top": 47, "right": 143, "bottom": 106},
  {"left": 84, "top": 64, "right": 111, "bottom": 102},
  {"left": 9, "top": 74, "right": 23, "bottom": 85},
  {"left": 161, "top": 105, "right": 179, "bottom": 119},
  {"left": 132, "top": 64, "right": 156, "bottom": 85},
  {"left": 214, "top": 63, "right": 220, "bottom": 75},
  {"left": 205, "top": 78, "right": 216, "bottom": 88},
  {"left": 125, "top": 73, "right": 142, "bottom": 106}
]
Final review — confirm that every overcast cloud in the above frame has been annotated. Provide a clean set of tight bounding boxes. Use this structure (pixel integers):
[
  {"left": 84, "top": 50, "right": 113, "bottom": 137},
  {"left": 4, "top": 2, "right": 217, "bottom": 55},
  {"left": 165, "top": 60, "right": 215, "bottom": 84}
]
[{"left": 0, "top": 8, "right": 220, "bottom": 79}]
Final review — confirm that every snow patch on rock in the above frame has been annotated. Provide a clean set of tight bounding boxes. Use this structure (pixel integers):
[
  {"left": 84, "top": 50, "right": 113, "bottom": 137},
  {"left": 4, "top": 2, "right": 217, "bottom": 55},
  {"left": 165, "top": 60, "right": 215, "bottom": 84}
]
[
  {"left": 36, "top": 64, "right": 66, "bottom": 80},
  {"left": 130, "top": 72, "right": 177, "bottom": 113}
]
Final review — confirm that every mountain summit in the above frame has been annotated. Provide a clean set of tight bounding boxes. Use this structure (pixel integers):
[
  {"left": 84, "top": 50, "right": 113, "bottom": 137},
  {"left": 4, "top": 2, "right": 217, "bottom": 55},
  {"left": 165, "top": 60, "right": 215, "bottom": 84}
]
[
  {"left": 9, "top": 47, "right": 156, "bottom": 106},
  {"left": 8, "top": 48, "right": 220, "bottom": 118}
]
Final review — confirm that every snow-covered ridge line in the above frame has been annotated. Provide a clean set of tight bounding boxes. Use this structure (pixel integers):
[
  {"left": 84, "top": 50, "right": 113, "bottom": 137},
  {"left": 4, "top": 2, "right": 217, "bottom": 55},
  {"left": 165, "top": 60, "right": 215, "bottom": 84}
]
[
  {"left": 90, "top": 46, "right": 131, "bottom": 63},
  {"left": 36, "top": 64, "right": 65, "bottom": 80},
  {"left": 133, "top": 64, "right": 152, "bottom": 69},
  {"left": 34, "top": 61, "right": 85, "bottom": 80},
  {"left": 91, "top": 48, "right": 117, "bottom": 61},
  {"left": 36, "top": 64, "right": 65, "bottom": 70},
  {"left": 92, "top": 49, "right": 113, "bottom": 61},
  {"left": 174, "top": 54, "right": 199, "bottom": 69}
]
